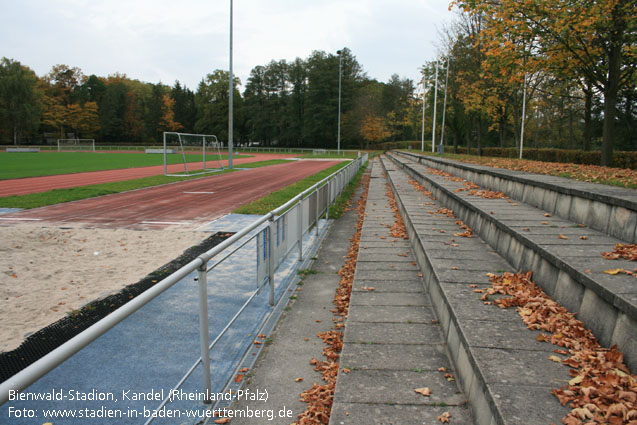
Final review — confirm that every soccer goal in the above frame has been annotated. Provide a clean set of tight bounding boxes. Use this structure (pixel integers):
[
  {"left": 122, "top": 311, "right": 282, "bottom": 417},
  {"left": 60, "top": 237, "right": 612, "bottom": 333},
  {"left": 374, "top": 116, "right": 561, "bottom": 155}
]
[
  {"left": 57, "top": 139, "right": 95, "bottom": 152},
  {"left": 163, "top": 132, "right": 225, "bottom": 177}
]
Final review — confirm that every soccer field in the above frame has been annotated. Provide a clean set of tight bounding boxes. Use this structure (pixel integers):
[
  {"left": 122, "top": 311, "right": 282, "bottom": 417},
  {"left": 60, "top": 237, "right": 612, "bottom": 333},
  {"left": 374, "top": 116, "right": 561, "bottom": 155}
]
[{"left": 0, "top": 152, "right": 248, "bottom": 180}]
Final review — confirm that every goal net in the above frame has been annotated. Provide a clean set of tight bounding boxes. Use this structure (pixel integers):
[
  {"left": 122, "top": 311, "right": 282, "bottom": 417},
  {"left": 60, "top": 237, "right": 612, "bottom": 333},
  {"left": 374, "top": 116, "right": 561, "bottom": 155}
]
[
  {"left": 162, "top": 132, "right": 225, "bottom": 177},
  {"left": 57, "top": 139, "right": 95, "bottom": 152}
]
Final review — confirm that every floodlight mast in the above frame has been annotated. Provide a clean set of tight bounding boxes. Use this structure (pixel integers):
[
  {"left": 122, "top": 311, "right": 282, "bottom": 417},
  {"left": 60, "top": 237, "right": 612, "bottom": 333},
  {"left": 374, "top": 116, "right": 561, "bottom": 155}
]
[
  {"left": 440, "top": 58, "right": 450, "bottom": 147},
  {"left": 421, "top": 78, "right": 427, "bottom": 152},
  {"left": 228, "top": 0, "right": 234, "bottom": 169},
  {"left": 431, "top": 62, "right": 439, "bottom": 153},
  {"left": 337, "top": 49, "right": 343, "bottom": 156}
]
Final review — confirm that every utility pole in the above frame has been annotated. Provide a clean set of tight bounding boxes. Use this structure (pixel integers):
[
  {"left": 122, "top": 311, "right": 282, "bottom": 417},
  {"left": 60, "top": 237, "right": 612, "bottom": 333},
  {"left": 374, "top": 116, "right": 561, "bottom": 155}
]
[
  {"left": 440, "top": 58, "right": 450, "bottom": 147},
  {"left": 228, "top": 0, "right": 234, "bottom": 168},
  {"left": 431, "top": 62, "right": 439, "bottom": 153}
]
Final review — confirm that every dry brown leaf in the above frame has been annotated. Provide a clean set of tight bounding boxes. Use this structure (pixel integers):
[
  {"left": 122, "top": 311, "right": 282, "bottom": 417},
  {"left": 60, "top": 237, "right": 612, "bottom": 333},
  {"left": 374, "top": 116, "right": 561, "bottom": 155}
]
[
  {"left": 437, "top": 412, "right": 451, "bottom": 423},
  {"left": 295, "top": 377, "right": 304, "bottom": 382},
  {"left": 239, "top": 367, "right": 249, "bottom": 373},
  {"left": 549, "top": 355, "right": 562, "bottom": 363},
  {"left": 604, "top": 268, "right": 625, "bottom": 275},
  {"left": 558, "top": 234, "right": 569, "bottom": 240},
  {"left": 234, "top": 374, "right": 244, "bottom": 383},
  {"left": 414, "top": 387, "right": 432, "bottom": 397}
]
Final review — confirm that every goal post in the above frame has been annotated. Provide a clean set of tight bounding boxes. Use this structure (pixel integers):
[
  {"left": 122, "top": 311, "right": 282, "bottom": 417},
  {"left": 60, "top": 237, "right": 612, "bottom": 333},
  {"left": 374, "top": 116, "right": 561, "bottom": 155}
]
[
  {"left": 57, "top": 139, "right": 95, "bottom": 152},
  {"left": 162, "top": 132, "right": 225, "bottom": 177}
]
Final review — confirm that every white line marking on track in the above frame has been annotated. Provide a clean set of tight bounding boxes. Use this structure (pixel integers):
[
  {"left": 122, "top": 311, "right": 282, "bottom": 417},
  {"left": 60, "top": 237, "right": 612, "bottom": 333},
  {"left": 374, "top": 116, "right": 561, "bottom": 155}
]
[
  {"left": 183, "top": 191, "right": 215, "bottom": 194},
  {"left": 0, "top": 218, "right": 43, "bottom": 221},
  {"left": 141, "top": 221, "right": 191, "bottom": 225}
]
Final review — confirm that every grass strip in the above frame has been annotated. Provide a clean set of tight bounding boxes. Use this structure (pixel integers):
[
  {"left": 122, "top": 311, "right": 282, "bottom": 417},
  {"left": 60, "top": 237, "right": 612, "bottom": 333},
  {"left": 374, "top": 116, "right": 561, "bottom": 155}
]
[
  {"left": 233, "top": 162, "right": 351, "bottom": 215},
  {"left": 328, "top": 163, "right": 368, "bottom": 219},
  {"left": 0, "top": 152, "right": 251, "bottom": 180},
  {"left": 0, "top": 160, "right": 289, "bottom": 209}
]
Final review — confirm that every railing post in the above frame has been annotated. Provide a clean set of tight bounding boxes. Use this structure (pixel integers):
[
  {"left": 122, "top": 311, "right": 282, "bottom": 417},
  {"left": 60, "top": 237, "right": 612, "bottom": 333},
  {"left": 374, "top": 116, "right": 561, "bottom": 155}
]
[
  {"left": 268, "top": 217, "right": 275, "bottom": 306},
  {"left": 297, "top": 199, "right": 303, "bottom": 262},
  {"left": 326, "top": 180, "right": 330, "bottom": 221},
  {"left": 197, "top": 262, "right": 212, "bottom": 403},
  {"left": 315, "top": 189, "right": 320, "bottom": 237}
]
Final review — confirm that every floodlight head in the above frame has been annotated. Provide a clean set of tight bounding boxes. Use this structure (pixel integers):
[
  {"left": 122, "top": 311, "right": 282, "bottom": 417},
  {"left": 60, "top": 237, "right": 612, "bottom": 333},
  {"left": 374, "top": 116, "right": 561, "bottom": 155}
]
[{"left": 336, "top": 49, "right": 342, "bottom": 55}]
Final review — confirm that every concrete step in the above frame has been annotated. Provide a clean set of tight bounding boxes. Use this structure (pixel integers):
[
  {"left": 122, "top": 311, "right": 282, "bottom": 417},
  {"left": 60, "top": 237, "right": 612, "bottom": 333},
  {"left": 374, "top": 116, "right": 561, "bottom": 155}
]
[
  {"left": 380, "top": 155, "right": 572, "bottom": 425},
  {"left": 394, "top": 150, "right": 637, "bottom": 243},
  {"left": 330, "top": 161, "right": 474, "bottom": 425},
  {"left": 386, "top": 152, "right": 636, "bottom": 373}
]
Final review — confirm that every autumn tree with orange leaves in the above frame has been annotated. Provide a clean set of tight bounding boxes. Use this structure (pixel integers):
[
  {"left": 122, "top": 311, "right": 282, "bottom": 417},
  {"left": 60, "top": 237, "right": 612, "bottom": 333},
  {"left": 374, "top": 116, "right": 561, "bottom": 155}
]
[{"left": 451, "top": 0, "right": 636, "bottom": 166}]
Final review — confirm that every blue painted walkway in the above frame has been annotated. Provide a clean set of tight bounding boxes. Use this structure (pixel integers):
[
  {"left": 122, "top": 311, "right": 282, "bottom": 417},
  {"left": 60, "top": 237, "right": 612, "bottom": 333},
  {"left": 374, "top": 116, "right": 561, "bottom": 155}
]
[{"left": 2, "top": 214, "right": 329, "bottom": 425}]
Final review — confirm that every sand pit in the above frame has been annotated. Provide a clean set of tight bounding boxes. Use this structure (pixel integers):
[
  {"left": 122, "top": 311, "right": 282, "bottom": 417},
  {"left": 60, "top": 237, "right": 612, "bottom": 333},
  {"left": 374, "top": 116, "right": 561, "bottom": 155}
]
[{"left": 0, "top": 224, "right": 210, "bottom": 352}]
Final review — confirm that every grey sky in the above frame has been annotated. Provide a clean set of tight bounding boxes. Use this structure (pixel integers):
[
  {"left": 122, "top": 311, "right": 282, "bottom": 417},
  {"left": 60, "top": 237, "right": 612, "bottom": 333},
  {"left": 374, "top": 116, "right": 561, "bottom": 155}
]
[{"left": 0, "top": 0, "right": 453, "bottom": 90}]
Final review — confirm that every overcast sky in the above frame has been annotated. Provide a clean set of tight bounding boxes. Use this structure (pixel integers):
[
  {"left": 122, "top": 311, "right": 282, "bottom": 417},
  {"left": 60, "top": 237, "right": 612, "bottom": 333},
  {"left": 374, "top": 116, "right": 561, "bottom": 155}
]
[{"left": 1, "top": 0, "right": 453, "bottom": 90}]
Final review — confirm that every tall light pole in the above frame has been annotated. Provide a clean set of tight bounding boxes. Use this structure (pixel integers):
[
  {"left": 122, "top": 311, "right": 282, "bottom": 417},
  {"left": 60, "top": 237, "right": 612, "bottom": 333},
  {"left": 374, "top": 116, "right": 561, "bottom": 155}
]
[
  {"left": 440, "top": 58, "right": 450, "bottom": 147},
  {"left": 421, "top": 79, "right": 427, "bottom": 152},
  {"left": 520, "top": 72, "right": 527, "bottom": 159},
  {"left": 431, "top": 62, "right": 439, "bottom": 153},
  {"left": 228, "top": 0, "right": 234, "bottom": 169},
  {"left": 336, "top": 49, "right": 343, "bottom": 155}
]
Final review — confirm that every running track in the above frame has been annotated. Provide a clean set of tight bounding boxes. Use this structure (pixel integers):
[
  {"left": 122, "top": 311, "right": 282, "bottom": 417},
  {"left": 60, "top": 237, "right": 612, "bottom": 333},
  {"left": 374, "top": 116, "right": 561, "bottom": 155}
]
[
  {"left": 0, "top": 153, "right": 299, "bottom": 197},
  {"left": 0, "top": 160, "right": 340, "bottom": 229}
]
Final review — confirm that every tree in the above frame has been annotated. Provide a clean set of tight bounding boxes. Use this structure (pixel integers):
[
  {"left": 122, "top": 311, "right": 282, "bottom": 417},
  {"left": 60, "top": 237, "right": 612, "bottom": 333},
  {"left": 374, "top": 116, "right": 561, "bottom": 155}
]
[
  {"left": 454, "top": 0, "right": 637, "bottom": 165},
  {"left": 360, "top": 114, "right": 390, "bottom": 144},
  {"left": 160, "top": 93, "right": 182, "bottom": 132},
  {"left": 171, "top": 81, "right": 196, "bottom": 133},
  {"left": 195, "top": 70, "right": 242, "bottom": 142},
  {"left": 0, "top": 58, "right": 42, "bottom": 144}
]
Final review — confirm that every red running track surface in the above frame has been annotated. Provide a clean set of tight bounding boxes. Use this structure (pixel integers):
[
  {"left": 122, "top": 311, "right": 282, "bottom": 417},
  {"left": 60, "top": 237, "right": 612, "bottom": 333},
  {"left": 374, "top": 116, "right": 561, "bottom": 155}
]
[
  {"left": 0, "top": 153, "right": 299, "bottom": 197},
  {"left": 0, "top": 160, "right": 341, "bottom": 230}
]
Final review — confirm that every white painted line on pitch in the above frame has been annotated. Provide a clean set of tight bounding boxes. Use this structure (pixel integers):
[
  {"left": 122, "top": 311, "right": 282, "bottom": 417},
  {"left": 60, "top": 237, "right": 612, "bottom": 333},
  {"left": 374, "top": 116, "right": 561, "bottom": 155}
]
[
  {"left": 141, "top": 221, "right": 192, "bottom": 225},
  {"left": 183, "top": 191, "right": 215, "bottom": 194},
  {"left": 0, "top": 217, "right": 43, "bottom": 221}
]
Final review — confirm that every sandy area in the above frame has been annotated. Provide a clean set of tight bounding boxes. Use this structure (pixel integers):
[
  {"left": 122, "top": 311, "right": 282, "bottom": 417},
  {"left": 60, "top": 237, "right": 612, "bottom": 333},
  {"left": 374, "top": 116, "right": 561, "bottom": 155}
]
[{"left": 0, "top": 224, "right": 209, "bottom": 352}]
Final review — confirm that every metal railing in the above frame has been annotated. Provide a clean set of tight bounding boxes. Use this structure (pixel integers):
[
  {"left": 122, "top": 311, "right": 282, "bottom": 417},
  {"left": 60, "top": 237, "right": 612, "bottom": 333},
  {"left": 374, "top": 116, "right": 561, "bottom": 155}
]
[{"left": 0, "top": 153, "right": 368, "bottom": 407}]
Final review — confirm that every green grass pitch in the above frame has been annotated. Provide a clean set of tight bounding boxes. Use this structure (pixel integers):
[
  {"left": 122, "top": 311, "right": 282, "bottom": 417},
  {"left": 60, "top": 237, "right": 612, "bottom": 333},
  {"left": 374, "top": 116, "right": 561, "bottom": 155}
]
[{"left": 0, "top": 152, "right": 248, "bottom": 180}]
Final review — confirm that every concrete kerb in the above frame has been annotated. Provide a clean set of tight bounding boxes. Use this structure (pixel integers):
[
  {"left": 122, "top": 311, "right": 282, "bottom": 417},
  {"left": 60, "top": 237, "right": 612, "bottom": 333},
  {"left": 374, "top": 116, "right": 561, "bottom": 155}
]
[{"left": 387, "top": 153, "right": 637, "bottom": 372}]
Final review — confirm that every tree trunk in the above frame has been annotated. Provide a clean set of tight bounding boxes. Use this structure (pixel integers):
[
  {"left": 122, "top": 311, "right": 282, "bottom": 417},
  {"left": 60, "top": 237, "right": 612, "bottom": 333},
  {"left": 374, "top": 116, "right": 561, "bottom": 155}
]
[
  {"left": 476, "top": 117, "right": 482, "bottom": 156},
  {"left": 601, "top": 9, "right": 624, "bottom": 167},
  {"left": 583, "top": 83, "right": 593, "bottom": 151},
  {"left": 569, "top": 107, "right": 575, "bottom": 150}
]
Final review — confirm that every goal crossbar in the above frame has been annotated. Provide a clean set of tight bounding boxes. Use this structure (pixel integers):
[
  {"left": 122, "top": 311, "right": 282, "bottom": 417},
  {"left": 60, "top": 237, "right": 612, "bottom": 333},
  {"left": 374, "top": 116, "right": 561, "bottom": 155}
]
[
  {"left": 57, "top": 139, "right": 95, "bottom": 152},
  {"left": 163, "top": 132, "right": 224, "bottom": 177}
]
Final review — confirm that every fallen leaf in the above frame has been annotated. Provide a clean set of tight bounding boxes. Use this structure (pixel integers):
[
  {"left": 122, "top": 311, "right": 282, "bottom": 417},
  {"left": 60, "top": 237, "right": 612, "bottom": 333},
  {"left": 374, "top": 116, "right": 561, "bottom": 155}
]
[
  {"left": 361, "top": 286, "right": 375, "bottom": 291},
  {"left": 437, "top": 411, "right": 451, "bottom": 423},
  {"left": 558, "top": 234, "right": 569, "bottom": 240},
  {"left": 604, "top": 268, "right": 625, "bottom": 275},
  {"left": 580, "top": 236, "right": 588, "bottom": 240},
  {"left": 549, "top": 355, "right": 562, "bottom": 363},
  {"left": 239, "top": 368, "right": 249, "bottom": 373},
  {"left": 542, "top": 221, "right": 549, "bottom": 225},
  {"left": 295, "top": 377, "right": 304, "bottom": 382},
  {"left": 569, "top": 374, "right": 585, "bottom": 386},
  {"left": 414, "top": 387, "right": 432, "bottom": 397},
  {"left": 234, "top": 374, "right": 244, "bottom": 383}
]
